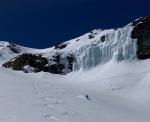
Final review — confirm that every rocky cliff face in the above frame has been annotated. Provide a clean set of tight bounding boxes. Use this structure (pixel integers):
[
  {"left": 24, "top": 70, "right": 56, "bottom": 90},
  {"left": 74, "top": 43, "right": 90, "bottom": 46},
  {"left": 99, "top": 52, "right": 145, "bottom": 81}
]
[
  {"left": 132, "top": 16, "right": 150, "bottom": 59},
  {"left": 1, "top": 15, "right": 150, "bottom": 74},
  {"left": 2, "top": 53, "right": 75, "bottom": 74},
  {"left": 2, "top": 54, "right": 48, "bottom": 72}
]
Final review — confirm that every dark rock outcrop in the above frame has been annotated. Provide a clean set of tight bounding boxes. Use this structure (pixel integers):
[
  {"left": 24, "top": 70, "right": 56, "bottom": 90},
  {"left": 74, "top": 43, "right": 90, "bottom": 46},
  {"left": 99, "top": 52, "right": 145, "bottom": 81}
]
[
  {"left": 101, "top": 35, "right": 105, "bottom": 42},
  {"left": 66, "top": 54, "right": 75, "bottom": 71},
  {"left": 7, "top": 42, "right": 21, "bottom": 54},
  {"left": 88, "top": 31, "right": 99, "bottom": 39},
  {"left": 2, "top": 53, "right": 48, "bottom": 72},
  {"left": 88, "top": 34, "right": 95, "bottom": 39},
  {"left": 132, "top": 15, "right": 150, "bottom": 59},
  {"left": 76, "top": 39, "right": 80, "bottom": 42},
  {"left": 43, "top": 53, "right": 65, "bottom": 74},
  {"left": 2, "top": 53, "right": 75, "bottom": 74},
  {"left": 55, "top": 42, "right": 69, "bottom": 50}
]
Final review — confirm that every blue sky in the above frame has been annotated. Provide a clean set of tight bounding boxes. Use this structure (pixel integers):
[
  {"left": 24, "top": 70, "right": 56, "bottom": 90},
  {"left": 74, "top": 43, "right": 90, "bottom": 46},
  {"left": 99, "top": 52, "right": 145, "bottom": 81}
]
[{"left": 0, "top": 0, "right": 149, "bottom": 48}]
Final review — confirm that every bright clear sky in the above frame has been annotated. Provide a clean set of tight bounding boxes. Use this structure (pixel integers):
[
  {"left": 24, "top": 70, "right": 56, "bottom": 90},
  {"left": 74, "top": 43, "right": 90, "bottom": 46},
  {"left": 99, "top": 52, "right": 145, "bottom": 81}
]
[{"left": 0, "top": 0, "right": 149, "bottom": 48}]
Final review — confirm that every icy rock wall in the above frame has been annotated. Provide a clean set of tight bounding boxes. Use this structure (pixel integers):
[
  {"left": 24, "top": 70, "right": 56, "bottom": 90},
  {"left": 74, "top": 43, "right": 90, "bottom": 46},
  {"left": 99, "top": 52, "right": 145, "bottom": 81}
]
[{"left": 74, "top": 24, "right": 137, "bottom": 71}]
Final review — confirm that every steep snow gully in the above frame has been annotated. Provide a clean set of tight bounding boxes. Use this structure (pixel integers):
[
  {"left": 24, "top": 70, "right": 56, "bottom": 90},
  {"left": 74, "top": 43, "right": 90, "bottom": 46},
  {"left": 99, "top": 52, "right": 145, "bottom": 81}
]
[{"left": 0, "top": 16, "right": 150, "bottom": 122}]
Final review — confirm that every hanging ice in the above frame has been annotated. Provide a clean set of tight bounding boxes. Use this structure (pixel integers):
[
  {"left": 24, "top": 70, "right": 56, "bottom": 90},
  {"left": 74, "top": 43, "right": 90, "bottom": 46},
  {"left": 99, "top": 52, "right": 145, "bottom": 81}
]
[{"left": 70, "top": 24, "right": 137, "bottom": 70}]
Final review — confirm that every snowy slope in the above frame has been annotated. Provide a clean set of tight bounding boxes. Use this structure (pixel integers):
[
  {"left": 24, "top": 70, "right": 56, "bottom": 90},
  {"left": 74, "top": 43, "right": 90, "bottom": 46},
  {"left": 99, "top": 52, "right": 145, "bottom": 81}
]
[
  {"left": 0, "top": 59, "right": 150, "bottom": 122},
  {"left": 0, "top": 41, "right": 53, "bottom": 65}
]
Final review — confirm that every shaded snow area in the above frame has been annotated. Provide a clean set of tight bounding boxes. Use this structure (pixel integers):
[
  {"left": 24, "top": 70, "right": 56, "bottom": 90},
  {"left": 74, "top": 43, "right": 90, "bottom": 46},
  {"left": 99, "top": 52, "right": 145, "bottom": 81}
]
[{"left": 1, "top": 60, "right": 150, "bottom": 122}]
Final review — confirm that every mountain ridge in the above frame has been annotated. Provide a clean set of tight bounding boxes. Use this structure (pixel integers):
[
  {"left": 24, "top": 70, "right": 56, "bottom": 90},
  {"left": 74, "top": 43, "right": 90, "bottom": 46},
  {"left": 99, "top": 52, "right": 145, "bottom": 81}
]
[{"left": 1, "top": 15, "right": 150, "bottom": 74}]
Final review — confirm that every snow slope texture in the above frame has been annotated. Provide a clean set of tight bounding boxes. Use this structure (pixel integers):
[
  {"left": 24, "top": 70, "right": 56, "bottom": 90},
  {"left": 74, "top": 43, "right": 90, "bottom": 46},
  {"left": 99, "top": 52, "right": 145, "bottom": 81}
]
[{"left": 0, "top": 59, "right": 150, "bottom": 122}]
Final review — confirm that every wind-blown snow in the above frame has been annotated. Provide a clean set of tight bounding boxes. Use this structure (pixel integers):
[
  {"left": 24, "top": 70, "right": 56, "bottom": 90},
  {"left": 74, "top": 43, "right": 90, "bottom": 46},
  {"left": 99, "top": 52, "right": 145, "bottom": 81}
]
[{"left": 0, "top": 59, "right": 150, "bottom": 122}]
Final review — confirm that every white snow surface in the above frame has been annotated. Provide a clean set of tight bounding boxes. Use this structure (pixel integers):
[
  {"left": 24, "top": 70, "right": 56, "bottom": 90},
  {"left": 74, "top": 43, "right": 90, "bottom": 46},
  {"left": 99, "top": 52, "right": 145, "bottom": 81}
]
[{"left": 0, "top": 59, "right": 150, "bottom": 122}]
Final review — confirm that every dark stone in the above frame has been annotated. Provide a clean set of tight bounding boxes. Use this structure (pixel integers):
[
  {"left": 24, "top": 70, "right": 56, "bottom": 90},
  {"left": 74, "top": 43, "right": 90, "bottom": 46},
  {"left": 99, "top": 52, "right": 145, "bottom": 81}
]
[
  {"left": 43, "top": 53, "right": 65, "bottom": 74},
  {"left": 88, "top": 34, "right": 95, "bottom": 39},
  {"left": 137, "top": 53, "right": 150, "bottom": 59},
  {"left": 114, "top": 28, "right": 118, "bottom": 30},
  {"left": 66, "top": 54, "right": 75, "bottom": 71},
  {"left": 2, "top": 61, "right": 11, "bottom": 68},
  {"left": 7, "top": 43, "right": 21, "bottom": 54},
  {"left": 76, "top": 39, "right": 80, "bottom": 41},
  {"left": 85, "top": 95, "right": 90, "bottom": 100},
  {"left": 101, "top": 35, "right": 105, "bottom": 42},
  {"left": 132, "top": 15, "right": 150, "bottom": 59},
  {"left": 55, "top": 42, "right": 68, "bottom": 49},
  {"left": 2, "top": 52, "right": 75, "bottom": 74},
  {"left": 2, "top": 53, "right": 48, "bottom": 72}
]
